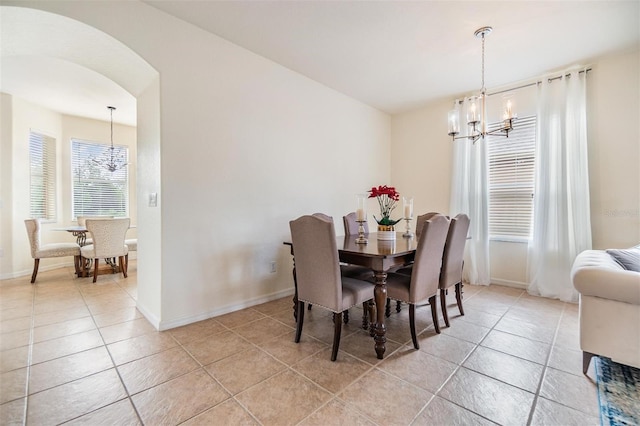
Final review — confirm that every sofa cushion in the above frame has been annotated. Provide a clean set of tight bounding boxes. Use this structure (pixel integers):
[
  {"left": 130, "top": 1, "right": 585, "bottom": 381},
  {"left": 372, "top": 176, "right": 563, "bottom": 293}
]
[
  {"left": 606, "top": 247, "right": 640, "bottom": 272},
  {"left": 572, "top": 250, "right": 640, "bottom": 305}
]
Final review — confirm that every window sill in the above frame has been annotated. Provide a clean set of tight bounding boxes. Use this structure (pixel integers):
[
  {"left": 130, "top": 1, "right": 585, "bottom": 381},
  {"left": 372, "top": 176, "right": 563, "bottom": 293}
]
[{"left": 490, "top": 237, "right": 530, "bottom": 244}]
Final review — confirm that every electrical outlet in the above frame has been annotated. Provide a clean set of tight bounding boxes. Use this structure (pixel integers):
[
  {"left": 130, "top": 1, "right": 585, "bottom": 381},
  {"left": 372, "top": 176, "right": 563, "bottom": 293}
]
[{"left": 270, "top": 261, "right": 277, "bottom": 273}]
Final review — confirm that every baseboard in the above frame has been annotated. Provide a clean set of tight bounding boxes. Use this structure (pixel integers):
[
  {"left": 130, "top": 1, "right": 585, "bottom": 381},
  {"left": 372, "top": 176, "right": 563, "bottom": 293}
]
[
  {"left": 490, "top": 278, "right": 528, "bottom": 290},
  {"left": 156, "top": 287, "right": 295, "bottom": 331},
  {"left": 0, "top": 260, "right": 75, "bottom": 281},
  {"left": 136, "top": 302, "right": 161, "bottom": 330}
]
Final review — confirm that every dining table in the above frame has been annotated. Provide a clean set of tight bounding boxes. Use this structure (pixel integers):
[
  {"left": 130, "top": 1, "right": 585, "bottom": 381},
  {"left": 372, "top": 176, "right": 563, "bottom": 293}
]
[{"left": 284, "top": 232, "right": 418, "bottom": 359}]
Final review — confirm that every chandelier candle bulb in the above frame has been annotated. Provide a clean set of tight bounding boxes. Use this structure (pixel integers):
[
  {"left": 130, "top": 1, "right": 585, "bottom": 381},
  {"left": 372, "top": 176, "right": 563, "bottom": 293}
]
[{"left": 448, "top": 110, "right": 460, "bottom": 135}]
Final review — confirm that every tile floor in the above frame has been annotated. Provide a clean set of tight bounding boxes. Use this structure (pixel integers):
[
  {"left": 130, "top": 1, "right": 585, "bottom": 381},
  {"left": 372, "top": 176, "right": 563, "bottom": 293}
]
[{"left": 1, "top": 262, "right": 600, "bottom": 425}]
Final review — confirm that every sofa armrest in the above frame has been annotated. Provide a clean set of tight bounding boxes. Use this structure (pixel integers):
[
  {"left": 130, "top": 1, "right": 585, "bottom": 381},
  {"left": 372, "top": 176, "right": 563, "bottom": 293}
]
[{"left": 572, "top": 250, "right": 640, "bottom": 305}]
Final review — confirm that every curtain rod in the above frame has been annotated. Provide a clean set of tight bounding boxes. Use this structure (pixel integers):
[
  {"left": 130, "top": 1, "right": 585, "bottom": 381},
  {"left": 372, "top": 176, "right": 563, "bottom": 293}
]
[{"left": 487, "top": 68, "right": 592, "bottom": 97}]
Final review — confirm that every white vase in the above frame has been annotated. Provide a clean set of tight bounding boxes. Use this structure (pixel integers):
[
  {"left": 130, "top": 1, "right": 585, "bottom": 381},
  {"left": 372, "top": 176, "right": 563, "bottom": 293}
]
[{"left": 377, "top": 225, "right": 396, "bottom": 240}]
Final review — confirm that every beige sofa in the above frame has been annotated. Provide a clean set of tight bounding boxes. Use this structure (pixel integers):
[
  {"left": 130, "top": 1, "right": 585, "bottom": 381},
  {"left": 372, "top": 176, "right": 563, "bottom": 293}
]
[{"left": 571, "top": 249, "right": 640, "bottom": 373}]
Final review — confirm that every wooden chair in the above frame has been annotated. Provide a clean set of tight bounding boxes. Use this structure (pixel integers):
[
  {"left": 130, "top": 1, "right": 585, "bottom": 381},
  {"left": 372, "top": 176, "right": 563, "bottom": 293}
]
[
  {"left": 290, "top": 214, "right": 374, "bottom": 361},
  {"left": 24, "top": 219, "right": 80, "bottom": 284},
  {"left": 439, "top": 213, "right": 470, "bottom": 327},
  {"left": 81, "top": 218, "right": 130, "bottom": 283},
  {"left": 385, "top": 214, "right": 450, "bottom": 349}
]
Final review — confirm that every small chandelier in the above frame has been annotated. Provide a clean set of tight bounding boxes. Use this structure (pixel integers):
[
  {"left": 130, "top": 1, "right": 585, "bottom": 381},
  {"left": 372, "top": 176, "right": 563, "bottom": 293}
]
[
  {"left": 91, "top": 106, "right": 127, "bottom": 173},
  {"left": 448, "top": 26, "right": 516, "bottom": 144}
]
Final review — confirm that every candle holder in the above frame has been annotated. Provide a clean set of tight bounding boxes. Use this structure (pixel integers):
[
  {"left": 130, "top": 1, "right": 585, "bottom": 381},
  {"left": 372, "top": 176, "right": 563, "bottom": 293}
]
[
  {"left": 355, "top": 220, "right": 368, "bottom": 244},
  {"left": 402, "top": 196, "right": 414, "bottom": 238},
  {"left": 402, "top": 217, "right": 414, "bottom": 238}
]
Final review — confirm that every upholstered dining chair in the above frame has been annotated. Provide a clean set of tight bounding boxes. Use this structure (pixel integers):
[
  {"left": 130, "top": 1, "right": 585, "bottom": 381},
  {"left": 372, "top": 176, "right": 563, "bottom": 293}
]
[
  {"left": 385, "top": 214, "right": 450, "bottom": 349},
  {"left": 343, "top": 211, "right": 369, "bottom": 235},
  {"left": 415, "top": 212, "right": 439, "bottom": 239},
  {"left": 77, "top": 216, "right": 114, "bottom": 245},
  {"left": 439, "top": 213, "right": 470, "bottom": 327},
  {"left": 124, "top": 238, "right": 137, "bottom": 271},
  {"left": 290, "top": 214, "right": 374, "bottom": 361},
  {"left": 343, "top": 212, "right": 375, "bottom": 327},
  {"left": 24, "top": 219, "right": 81, "bottom": 284},
  {"left": 81, "top": 218, "right": 130, "bottom": 283}
]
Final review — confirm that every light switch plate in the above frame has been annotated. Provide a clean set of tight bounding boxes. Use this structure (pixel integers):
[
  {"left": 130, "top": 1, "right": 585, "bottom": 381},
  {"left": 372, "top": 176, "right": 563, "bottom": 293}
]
[{"left": 149, "top": 192, "right": 158, "bottom": 207}]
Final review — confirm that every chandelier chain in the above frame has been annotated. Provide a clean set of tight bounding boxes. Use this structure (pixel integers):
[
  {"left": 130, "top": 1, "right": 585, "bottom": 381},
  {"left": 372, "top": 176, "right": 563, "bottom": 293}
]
[{"left": 481, "top": 32, "right": 485, "bottom": 92}]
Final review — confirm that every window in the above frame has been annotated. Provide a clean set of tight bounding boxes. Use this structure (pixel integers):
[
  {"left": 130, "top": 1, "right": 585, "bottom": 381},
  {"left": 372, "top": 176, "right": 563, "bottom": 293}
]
[
  {"left": 71, "top": 139, "right": 128, "bottom": 219},
  {"left": 29, "top": 131, "right": 56, "bottom": 220},
  {"left": 487, "top": 115, "right": 536, "bottom": 240}
]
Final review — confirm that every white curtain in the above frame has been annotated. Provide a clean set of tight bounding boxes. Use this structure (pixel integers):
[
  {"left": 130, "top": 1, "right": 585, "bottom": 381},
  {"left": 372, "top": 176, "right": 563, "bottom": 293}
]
[
  {"left": 449, "top": 98, "right": 491, "bottom": 285},
  {"left": 527, "top": 70, "right": 592, "bottom": 302}
]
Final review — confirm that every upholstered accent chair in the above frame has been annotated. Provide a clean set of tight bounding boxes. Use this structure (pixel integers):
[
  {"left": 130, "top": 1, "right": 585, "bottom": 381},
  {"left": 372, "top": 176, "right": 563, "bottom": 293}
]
[
  {"left": 343, "top": 211, "right": 369, "bottom": 235},
  {"left": 439, "top": 213, "right": 470, "bottom": 327},
  {"left": 24, "top": 219, "right": 81, "bottom": 284},
  {"left": 385, "top": 214, "right": 450, "bottom": 349},
  {"left": 290, "top": 214, "right": 374, "bottom": 361},
  {"left": 81, "top": 218, "right": 130, "bottom": 283},
  {"left": 77, "top": 216, "right": 114, "bottom": 245},
  {"left": 124, "top": 238, "right": 137, "bottom": 271},
  {"left": 415, "top": 212, "right": 439, "bottom": 239}
]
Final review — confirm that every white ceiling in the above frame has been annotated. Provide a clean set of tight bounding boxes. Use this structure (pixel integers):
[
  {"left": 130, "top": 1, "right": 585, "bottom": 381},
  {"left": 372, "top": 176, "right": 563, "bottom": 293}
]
[{"left": 1, "top": 1, "right": 639, "bottom": 125}]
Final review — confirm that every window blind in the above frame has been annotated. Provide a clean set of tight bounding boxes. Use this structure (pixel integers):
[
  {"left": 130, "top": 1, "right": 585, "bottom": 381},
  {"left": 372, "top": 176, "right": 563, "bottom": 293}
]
[
  {"left": 487, "top": 115, "right": 536, "bottom": 240},
  {"left": 29, "top": 131, "right": 56, "bottom": 220},
  {"left": 71, "top": 139, "right": 128, "bottom": 219}
]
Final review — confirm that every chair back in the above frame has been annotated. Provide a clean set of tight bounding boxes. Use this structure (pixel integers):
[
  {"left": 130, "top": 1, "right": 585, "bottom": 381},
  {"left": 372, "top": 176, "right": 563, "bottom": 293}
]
[
  {"left": 410, "top": 214, "right": 450, "bottom": 302},
  {"left": 415, "top": 212, "right": 439, "bottom": 239},
  {"left": 290, "top": 214, "right": 342, "bottom": 312},
  {"left": 86, "top": 218, "right": 130, "bottom": 258},
  {"left": 24, "top": 219, "right": 41, "bottom": 257},
  {"left": 343, "top": 212, "right": 369, "bottom": 235},
  {"left": 440, "top": 213, "right": 471, "bottom": 289},
  {"left": 77, "top": 216, "right": 114, "bottom": 227}
]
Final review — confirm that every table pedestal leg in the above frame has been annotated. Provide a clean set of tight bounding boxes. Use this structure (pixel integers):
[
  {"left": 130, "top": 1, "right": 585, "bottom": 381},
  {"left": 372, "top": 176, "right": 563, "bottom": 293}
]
[{"left": 373, "top": 271, "right": 387, "bottom": 359}]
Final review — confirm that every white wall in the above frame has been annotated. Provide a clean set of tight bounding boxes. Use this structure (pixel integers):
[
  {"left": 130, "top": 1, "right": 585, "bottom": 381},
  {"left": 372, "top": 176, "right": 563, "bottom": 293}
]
[
  {"left": 5, "top": 2, "right": 392, "bottom": 329},
  {"left": 391, "top": 48, "right": 640, "bottom": 287},
  {"left": 0, "top": 94, "right": 138, "bottom": 279}
]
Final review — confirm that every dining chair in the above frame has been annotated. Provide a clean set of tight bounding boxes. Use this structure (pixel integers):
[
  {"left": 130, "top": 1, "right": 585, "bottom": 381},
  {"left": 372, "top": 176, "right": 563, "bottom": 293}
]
[
  {"left": 343, "top": 212, "right": 375, "bottom": 328},
  {"left": 24, "top": 219, "right": 81, "bottom": 284},
  {"left": 385, "top": 213, "right": 450, "bottom": 349},
  {"left": 343, "top": 211, "right": 369, "bottom": 235},
  {"left": 439, "top": 213, "right": 470, "bottom": 327},
  {"left": 77, "top": 216, "right": 114, "bottom": 245},
  {"left": 415, "top": 212, "right": 439, "bottom": 239},
  {"left": 290, "top": 214, "right": 374, "bottom": 361},
  {"left": 80, "top": 218, "right": 130, "bottom": 283},
  {"left": 124, "top": 238, "right": 137, "bottom": 271}
]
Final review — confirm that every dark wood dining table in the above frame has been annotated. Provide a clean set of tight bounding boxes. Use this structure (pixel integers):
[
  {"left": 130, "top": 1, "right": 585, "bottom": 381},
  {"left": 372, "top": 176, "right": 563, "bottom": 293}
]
[{"left": 284, "top": 232, "right": 418, "bottom": 359}]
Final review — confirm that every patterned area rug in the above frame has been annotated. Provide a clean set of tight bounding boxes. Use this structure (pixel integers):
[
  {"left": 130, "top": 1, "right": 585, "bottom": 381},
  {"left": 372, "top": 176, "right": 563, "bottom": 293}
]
[{"left": 595, "top": 357, "right": 640, "bottom": 426}]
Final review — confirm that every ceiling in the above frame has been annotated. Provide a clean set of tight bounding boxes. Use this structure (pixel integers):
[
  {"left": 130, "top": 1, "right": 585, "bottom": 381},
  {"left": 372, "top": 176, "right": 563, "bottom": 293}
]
[{"left": 1, "top": 1, "right": 639, "bottom": 125}]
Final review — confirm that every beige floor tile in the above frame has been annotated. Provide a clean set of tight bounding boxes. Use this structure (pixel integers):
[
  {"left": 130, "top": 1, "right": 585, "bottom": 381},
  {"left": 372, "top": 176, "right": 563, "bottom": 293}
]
[
  {"left": 29, "top": 346, "right": 114, "bottom": 394},
  {"left": 132, "top": 369, "right": 229, "bottom": 425},
  {"left": 453, "top": 306, "right": 502, "bottom": 329},
  {"left": 416, "top": 332, "right": 476, "bottom": 365},
  {"left": 182, "top": 398, "right": 258, "bottom": 425},
  {"left": 233, "top": 317, "right": 294, "bottom": 346},
  {"left": 236, "top": 370, "right": 332, "bottom": 426},
  {"left": 205, "top": 347, "right": 286, "bottom": 395},
  {"left": 530, "top": 396, "right": 600, "bottom": 426},
  {"left": 293, "top": 348, "right": 371, "bottom": 393},
  {"left": 64, "top": 399, "right": 141, "bottom": 425},
  {"left": 298, "top": 398, "right": 376, "bottom": 426},
  {"left": 495, "top": 317, "right": 556, "bottom": 344},
  {"left": 32, "top": 316, "right": 96, "bottom": 343},
  {"left": 539, "top": 367, "right": 599, "bottom": 417},
  {"left": 107, "top": 331, "right": 177, "bottom": 365},
  {"left": 0, "top": 345, "right": 30, "bottom": 374},
  {"left": 415, "top": 396, "right": 496, "bottom": 425},
  {"left": 87, "top": 298, "right": 137, "bottom": 316},
  {"left": 27, "top": 369, "right": 127, "bottom": 425},
  {"left": 0, "top": 329, "right": 30, "bottom": 352},
  {"left": 440, "top": 320, "right": 490, "bottom": 344},
  {"left": 269, "top": 307, "right": 297, "bottom": 329},
  {"left": 463, "top": 346, "right": 544, "bottom": 393},
  {"left": 259, "top": 331, "right": 328, "bottom": 365},
  {"left": 554, "top": 328, "right": 581, "bottom": 351},
  {"left": 118, "top": 346, "right": 200, "bottom": 395},
  {"left": 168, "top": 318, "right": 222, "bottom": 344},
  {"left": 481, "top": 329, "right": 550, "bottom": 365},
  {"left": 92, "top": 306, "right": 143, "bottom": 328},
  {"left": 339, "top": 368, "right": 432, "bottom": 425},
  {"left": 33, "top": 298, "right": 86, "bottom": 316},
  {"left": 0, "top": 316, "right": 32, "bottom": 334},
  {"left": 547, "top": 345, "right": 587, "bottom": 376},
  {"left": 31, "top": 329, "right": 104, "bottom": 364},
  {"left": 378, "top": 345, "right": 457, "bottom": 393},
  {"left": 252, "top": 297, "right": 293, "bottom": 316},
  {"left": 214, "top": 308, "right": 266, "bottom": 329},
  {"left": 502, "top": 307, "right": 562, "bottom": 329},
  {"left": 182, "top": 330, "right": 252, "bottom": 366},
  {"left": 0, "top": 397, "right": 27, "bottom": 425},
  {"left": 32, "top": 305, "right": 91, "bottom": 328},
  {"left": 338, "top": 329, "right": 403, "bottom": 365},
  {"left": 439, "top": 367, "right": 534, "bottom": 425},
  {"left": 0, "top": 367, "right": 27, "bottom": 404},
  {"left": 99, "top": 317, "right": 156, "bottom": 344}
]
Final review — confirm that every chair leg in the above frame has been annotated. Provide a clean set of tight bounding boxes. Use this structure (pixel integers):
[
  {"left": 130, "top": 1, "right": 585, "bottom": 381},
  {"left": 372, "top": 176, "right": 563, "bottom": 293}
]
[
  {"left": 294, "top": 301, "right": 305, "bottom": 343},
  {"left": 120, "top": 256, "right": 128, "bottom": 278},
  {"left": 440, "top": 288, "right": 450, "bottom": 327},
  {"left": 331, "top": 312, "right": 343, "bottom": 361},
  {"left": 583, "top": 351, "right": 595, "bottom": 374},
  {"left": 385, "top": 297, "right": 391, "bottom": 318},
  {"left": 396, "top": 300, "right": 402, "bottom": 313},
  {"left": 30, "top": 259, "right": 40, "bottom": 284},
  {"left": 73, "top": 255, "right": 80, "bottom": 277},
  {"left": 93, "top": 258, "right": 99, "bottom": 283},
  {"left": 455, "top": 282, "right": 465, "bottom": 316},
  {"left": 362, "top": 302, "right": 369, "bottom": 330},
  {"left": 409, "top": 303, "right": 419, "bottom": 349},
  {"left": 429, "top": 295, "right": 440, "bottom": 334},
  {"left": 343, "top": 309, "right": 349, "bottom": 324}
]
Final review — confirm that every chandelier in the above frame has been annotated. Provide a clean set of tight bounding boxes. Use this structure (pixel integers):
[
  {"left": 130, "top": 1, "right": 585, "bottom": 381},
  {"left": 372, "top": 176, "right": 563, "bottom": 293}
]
[
  {"left": 91, "top": 106, "right": 128, "bottom": 173},
  {"left": 447, "top": 26, "right": 516, "bottom": 144}
]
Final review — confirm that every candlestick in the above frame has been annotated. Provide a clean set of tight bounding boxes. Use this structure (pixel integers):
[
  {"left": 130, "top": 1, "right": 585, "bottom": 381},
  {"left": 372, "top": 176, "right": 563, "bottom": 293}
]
[{"left": 355, "top": 220, "right": 368, "bottom": 244}]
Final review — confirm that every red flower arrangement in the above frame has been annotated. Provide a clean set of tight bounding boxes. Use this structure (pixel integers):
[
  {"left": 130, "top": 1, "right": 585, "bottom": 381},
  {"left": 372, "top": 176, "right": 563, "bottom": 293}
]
[{"left": 368, "top": 185, "right": 401, "bottom": 226}]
